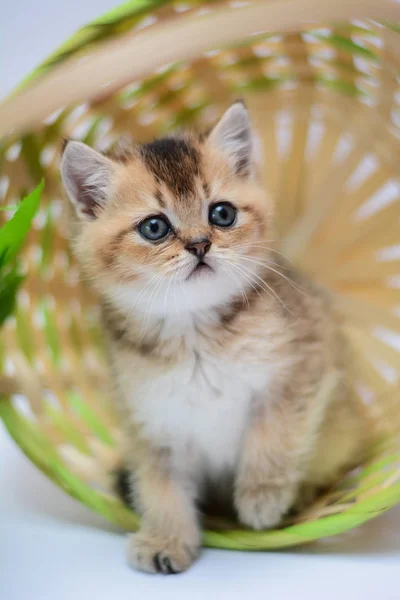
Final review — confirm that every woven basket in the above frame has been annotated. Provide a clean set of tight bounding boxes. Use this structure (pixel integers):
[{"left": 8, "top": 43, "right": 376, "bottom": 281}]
[{"left": 1, "top": 0, "right": 400, "bottom": 551}]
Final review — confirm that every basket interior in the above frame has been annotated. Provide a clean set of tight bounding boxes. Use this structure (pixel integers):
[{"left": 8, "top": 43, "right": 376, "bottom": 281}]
[{"left": 1, "top": 10, "right": 400, "bottom": 547}]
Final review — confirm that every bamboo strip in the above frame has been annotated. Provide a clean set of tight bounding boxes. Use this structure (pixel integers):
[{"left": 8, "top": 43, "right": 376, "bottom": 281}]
[{"left": 1, "top": 0, "right": 400, "bottom": 138}]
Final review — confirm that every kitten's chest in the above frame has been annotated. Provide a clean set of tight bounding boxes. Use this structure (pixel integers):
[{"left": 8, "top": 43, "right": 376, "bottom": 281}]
[{"left": 130, "top": 339, "right": 271, "bottom": 472}]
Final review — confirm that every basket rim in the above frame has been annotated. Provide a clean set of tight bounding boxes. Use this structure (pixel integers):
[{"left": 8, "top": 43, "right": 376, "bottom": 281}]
[
  {"left": 1, "top": 0, "right": 400, "bottom": 139},
  {"left": 1, "top": 396, "right": 400, "bottom": 550}
]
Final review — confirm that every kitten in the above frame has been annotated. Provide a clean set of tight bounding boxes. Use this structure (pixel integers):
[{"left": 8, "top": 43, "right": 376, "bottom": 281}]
[{"left": 60, "top": 102, "right": 368, "bottom": 574}]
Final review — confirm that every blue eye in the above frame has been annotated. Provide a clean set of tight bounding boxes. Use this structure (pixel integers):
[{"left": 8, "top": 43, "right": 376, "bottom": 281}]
[
  {"left": 209, "top": 202, "right": 237, "bottom": 228},
  {"left": 138, "top": 216, "right": 171, "bottom": 241}
]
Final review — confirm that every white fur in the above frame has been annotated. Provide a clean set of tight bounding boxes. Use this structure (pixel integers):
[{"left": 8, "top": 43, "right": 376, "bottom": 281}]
[
  {"left": 121, "top": 317, "right": 274, "bottom": 479},
  {"left": 108, "top": 248, "right": 260, "bottom": 319},
  {"left": 109, "top": 249, "right": 284, "bottom": 481},
  {"left": 112, "top": 293, "right": 294, "bottom": 491},
  {"left": 134, "top": 360, "right": 256, "bottom": 474}
]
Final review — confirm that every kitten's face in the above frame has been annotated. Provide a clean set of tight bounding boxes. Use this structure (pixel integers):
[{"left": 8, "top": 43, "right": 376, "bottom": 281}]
[{"left": 61, "top": 103, "right": 273, "bottom": 316}]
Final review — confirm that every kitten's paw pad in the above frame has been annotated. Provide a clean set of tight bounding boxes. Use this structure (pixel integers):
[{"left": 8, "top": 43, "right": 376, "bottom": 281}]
[
  {"left": 127, "top": 533, "right": 199, "bottom": 574},
  {"left": 236, "top": 484, "right": 295, "bottom": 530}
]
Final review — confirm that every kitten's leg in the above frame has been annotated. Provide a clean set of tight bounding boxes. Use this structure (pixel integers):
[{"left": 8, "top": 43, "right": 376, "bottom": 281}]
[
  {"left": 126, "top": 459, "right": 201, "bottom": 574},
  {"left": 235, "top": 372, "right": 339, "bottom": 530}
]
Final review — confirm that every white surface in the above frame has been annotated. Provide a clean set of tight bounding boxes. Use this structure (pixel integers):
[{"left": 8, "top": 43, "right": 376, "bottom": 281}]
[
  {"left": 2, "top": 423, "right": 400, "bottom": 600},
  {"left": 1, "top": 2, "right": 400, "bottom": 599}
]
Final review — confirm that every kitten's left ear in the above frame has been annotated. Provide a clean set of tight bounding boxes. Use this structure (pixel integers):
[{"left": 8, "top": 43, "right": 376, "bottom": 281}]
[{"left": 208, "top": 101, "right": 254, "bottom": 177}]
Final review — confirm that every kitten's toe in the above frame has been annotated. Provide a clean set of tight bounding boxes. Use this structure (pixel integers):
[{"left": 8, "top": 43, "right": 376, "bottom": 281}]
[
  {"left": 236, "top": 483, "right": 296, "bottom": 530},
  {"left": 127, "top": 532, "right": 199, "bottom": 574}
]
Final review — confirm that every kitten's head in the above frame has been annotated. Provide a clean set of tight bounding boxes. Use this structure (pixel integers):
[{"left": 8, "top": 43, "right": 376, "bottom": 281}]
[{"left": 60, "top": 102, "right": 274, "bottom": 317}]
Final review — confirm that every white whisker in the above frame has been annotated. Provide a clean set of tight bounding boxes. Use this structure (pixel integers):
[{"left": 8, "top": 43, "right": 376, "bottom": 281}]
[
  {"left": 223, "top": 259, "right": 263, "bottom": 302},
  {"left": 224, "top": 259, "right": 292, "bottom": 314},
  {"left": 220, "top": 262, "right": 250, "bottom": 310},
  {"left": 163, "top": 270, "right": 174, "bottom": 320},
  {"left": 231, "top": 242, "right": 294, "bottom": 264},
  {"left": 227, "top": 252, "right": 293, "bottom": 273},
  {"left": 140, "top": 273, "right": 166, "bottom": 340},
  {"left": 237, "top": 256, "right": 309, "bottom": 297}
]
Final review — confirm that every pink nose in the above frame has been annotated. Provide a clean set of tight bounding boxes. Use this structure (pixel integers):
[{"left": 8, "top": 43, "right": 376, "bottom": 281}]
[{"left": 185, "top": 238, "right": 211, "bottom": 259}]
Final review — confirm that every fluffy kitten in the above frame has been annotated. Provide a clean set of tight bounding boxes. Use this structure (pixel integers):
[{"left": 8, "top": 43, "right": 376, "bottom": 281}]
[{"left": 60, "top": 102, "right": 368, "bottom": 574}]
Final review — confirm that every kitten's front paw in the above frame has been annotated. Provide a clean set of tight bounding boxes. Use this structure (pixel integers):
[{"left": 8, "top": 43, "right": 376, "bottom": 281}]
[
  {"left": 236, "top": 483, "right": 296, "bottom": 530},
  {"left": 127, "top": 532, "right": 199, "bottom": 574}
]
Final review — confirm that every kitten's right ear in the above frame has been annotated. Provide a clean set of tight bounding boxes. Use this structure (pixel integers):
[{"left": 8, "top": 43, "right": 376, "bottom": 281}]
[{"left": 60, "top": 140, "right": 116, "bottom": 219}]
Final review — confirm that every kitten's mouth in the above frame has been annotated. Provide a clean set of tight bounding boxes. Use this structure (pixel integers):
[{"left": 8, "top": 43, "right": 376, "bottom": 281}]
[{"left": 187, "top": 261, "right": 213, "bottom": 280}]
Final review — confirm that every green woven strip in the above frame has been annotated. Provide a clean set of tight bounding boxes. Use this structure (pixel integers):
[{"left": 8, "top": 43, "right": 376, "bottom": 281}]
[
  {"left": 69, "top": 392, "right": 115, "bottom": 447},
  {"left": 1, "top": 392, "right": 399, "bottom": 548},
  {"left": 311, "top": 33, "right": 379, "bottom": 61},
  {"left": 40, "top": 207, "right": 54, "bottom": 271},
  {"left": 45, "top": 404, "right": 91, "bottom": 455},
  {"left": 0, "top": 399, "right": 139, "bottom": 531},
  {"left": 68, "top": 316, "right": 84, "bottom": 355},
  {"left": 359, "top": 452, "right": 400, "bottom": 479},
  {"left": 42, "top": 300, "right": 62, "bottom": 365},
  {"left": 20, "top": 135, "right": 43, "bottom": 183},
  {"left": 0, "top": 205, "right": 19, "bottom": 211},
  {"left": 205, "top": 482, "right": 400, "bottom": 550},
  {"left": 15, "top": 306, "right": 36, "bottom": 364}
]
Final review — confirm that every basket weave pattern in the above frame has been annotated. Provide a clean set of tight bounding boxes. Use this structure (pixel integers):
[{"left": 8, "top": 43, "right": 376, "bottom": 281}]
[{"left": 1, "top": 0, "right": 400, "bottom": 549}]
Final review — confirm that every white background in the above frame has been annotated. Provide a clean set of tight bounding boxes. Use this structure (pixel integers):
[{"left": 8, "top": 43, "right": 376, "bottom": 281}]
[{"left": 1, "top": 2, "right": 400, "bottom": 599}]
